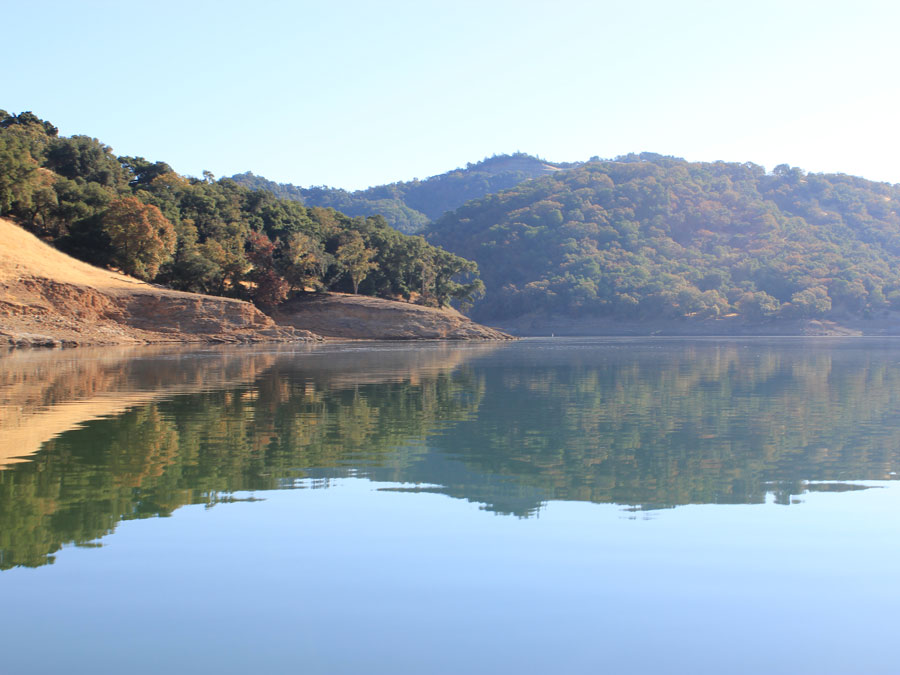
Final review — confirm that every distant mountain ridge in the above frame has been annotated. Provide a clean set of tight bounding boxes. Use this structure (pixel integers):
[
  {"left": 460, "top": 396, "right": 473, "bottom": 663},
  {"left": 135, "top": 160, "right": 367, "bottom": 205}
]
[
  {"left": 232, "top": 153, "right": 578, "bottom": 233},
  {"left": 425, "top": 153, "right": 900, "bottom": 328}
]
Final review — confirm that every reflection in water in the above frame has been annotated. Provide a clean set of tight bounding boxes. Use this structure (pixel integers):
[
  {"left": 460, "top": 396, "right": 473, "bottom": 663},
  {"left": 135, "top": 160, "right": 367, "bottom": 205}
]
[
  {"left": 0, "top": 343, "right": 496, "bottom": 569},
  {"left": 0, "top": 345, "right": 291, "bottom": 466},
  {"left": 2, "top": 339, "right": 900, "bottom": 569},
  {"left": 429, "top": 341, "right": 900, "bottom": 514}
]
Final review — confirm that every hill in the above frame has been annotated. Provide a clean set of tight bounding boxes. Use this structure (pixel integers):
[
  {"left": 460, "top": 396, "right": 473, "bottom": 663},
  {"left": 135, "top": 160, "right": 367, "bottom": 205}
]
[
  {"left": 0, "top": 217, "right": 319, "bottom": 346},
  {"left": 0, "top": 110, "right": 485, "bottom": 317},
  {"left": 426, "top": 154, "right": 900, "bottom": 332},
  {"left": 231, "top": 153, "right": 575, "bottom": 233}
]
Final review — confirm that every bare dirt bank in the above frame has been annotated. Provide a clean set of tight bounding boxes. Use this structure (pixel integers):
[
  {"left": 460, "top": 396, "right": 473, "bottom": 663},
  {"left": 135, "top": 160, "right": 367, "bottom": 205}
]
[
  {"left": 0, "top": 218, "right": 321, "bottom": 347},
  {"left": 272, "top": 293, "right": 514, "bottom": 340}
]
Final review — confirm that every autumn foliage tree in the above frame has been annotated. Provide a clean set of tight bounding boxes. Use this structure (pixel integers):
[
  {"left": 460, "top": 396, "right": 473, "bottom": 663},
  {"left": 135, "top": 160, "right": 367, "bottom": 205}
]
[
  {"left": 101, "top": 197, "right": 176, "bottom": 280},
  {"left": 246, "top": 230, "right": 289, "bottom": 306}
]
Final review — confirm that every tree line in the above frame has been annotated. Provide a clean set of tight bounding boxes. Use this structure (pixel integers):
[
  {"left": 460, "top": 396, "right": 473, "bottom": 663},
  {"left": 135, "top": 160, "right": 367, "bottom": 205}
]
[
  {"left": 428, "top": 152, "right": 900, "bottom": 323},
  {"left": 0, "top": 110, "right": 483, "bottom": 309},
  {"left": 232, "top": 152, "right": 575, "bottom": 233}
]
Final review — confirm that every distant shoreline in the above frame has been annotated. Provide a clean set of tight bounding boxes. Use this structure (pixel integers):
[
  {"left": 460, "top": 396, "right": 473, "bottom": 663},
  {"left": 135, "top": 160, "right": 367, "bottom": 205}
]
[{"left": 488, "top": 314, "right": 900, "bottom": 338}]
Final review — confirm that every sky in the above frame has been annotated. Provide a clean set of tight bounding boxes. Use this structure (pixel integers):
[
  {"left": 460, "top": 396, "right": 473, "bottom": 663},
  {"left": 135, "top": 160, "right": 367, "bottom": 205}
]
[{"left": 5, "top": 0, "right": 899, "bottom": 191}]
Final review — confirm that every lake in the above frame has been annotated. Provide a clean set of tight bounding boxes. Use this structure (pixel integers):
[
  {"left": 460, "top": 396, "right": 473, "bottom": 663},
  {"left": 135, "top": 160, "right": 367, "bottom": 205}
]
[{"left": 1, "top": 338, "right": 899, "bottom": 674}]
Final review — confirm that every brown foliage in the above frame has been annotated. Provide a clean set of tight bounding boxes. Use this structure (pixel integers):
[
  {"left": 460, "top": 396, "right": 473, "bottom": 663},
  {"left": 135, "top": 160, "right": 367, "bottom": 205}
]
[{"left": 102, "top": 197, "right": 176, "bottom": 280}]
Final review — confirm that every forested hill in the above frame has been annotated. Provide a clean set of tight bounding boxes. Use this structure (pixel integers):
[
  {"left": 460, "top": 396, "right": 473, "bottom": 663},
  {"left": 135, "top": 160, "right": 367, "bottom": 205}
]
[
  {"left": 232, "top": 153, "right": 576, "bottom": 233},
  {"left": 0, "top": 110, "right": 483, "bottom": 310},
  {"left": 426, "top": 153, "right": 900, "bottom": 325}
]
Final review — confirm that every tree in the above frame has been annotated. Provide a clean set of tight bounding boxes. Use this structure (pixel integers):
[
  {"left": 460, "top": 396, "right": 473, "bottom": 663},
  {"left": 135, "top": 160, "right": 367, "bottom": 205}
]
[
  {"left": 335, "top": 232, "right": 378, "bottom": 294},
  {"left": 246, "top": 230, "right": 288, "bottom": 306},
  {"left": 736, "top": 291, "right": 780, "bottom": 320},
  {"left": 0, "top": 133, "right": 39, "bottom": 215},
  {"left": 46, "top": 136, "right": 129, "bottom": 188},
  {"left": 786, "top": 286, "right": 832, "bottom": 318},
  {"left": 0, "top": 110, "right": 58, "bottom": 137},
  {"left": 101, "top": 197, "right": 176, "bottom": 280},
  {"left": 119, "top": 156, "right": 173, "bottom": 187},
  {"left": 278, "top": 232, "right": 329, "bottom": 292},
  {"left": 2, "top": 111, "right": 487, "bottom": 312},
  {"left": 156, "top": 219, "right": 223, "bottom": 294},
  {"left": 431, "top": 249, "right": 484, "bottom": 309}
]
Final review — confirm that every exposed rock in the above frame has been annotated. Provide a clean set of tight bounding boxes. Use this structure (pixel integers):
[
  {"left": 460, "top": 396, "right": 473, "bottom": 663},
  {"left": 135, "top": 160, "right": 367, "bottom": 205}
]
[
  {"left": 0, "top": 218, "right": 322, "bottom": 346},
  {"left": 272, "top": 292, "right": 514, "bottom": 340}
]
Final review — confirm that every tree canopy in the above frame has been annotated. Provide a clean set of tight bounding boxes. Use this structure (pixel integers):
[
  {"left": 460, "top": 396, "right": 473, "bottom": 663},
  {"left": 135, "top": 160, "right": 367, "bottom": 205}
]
[
  {"left": 427, "top": 153, "right": 900, "bottom": 323},
  {"left": 0, "top": 111, "right": 483, "bottom": 310},
  {"left": 231, "top": 153, "right": 576, "bottom": 233}
]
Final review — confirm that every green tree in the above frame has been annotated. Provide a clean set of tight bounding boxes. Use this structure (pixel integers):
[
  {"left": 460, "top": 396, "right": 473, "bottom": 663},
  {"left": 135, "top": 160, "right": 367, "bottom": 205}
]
[
  {"left": 46, "top": 136, "right": 129, "bottom": 189},
  {"left": 736, "top": 291, "right": 780, "bottom": 320},
  {"left": 786, "top": 286, "right": 832, "bottom": 318},
  {"left": 157, "top": 219, "right": 223, "bottom": 294},
  {"left": 0, "top": 133, "right": 39, "bottom": 215},
  {"left": 432, "top": 249, "right": 485, "bottom": 309},
  {"left": 1, "top": 110, "right": 485, "bottom": 312},
  {"left": 278, "top": 231, "right": 330, "bottom": 292},
  {"left": 119, "top": 156, "right": 173, "bottom": 187},
  {"left": 335, "top": 232, "right": 378, "bottom": 294}
]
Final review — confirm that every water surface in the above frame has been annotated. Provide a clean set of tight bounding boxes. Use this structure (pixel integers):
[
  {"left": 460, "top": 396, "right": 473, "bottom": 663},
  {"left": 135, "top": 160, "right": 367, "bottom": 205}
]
[{"left": 1, "top": 339, "right": 898, "bottom": 673}]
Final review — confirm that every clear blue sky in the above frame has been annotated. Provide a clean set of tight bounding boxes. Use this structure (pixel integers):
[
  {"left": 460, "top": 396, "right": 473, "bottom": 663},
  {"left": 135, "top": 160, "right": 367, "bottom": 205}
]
[{"left": 5, "top": 0, "right": 899, "bottom": 190}]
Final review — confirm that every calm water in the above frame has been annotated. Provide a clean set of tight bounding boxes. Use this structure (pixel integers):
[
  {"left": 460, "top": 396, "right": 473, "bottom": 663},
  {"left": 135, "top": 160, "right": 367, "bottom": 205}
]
[{"left": 1, "top": 338, "right": 899, "bottom": 674}]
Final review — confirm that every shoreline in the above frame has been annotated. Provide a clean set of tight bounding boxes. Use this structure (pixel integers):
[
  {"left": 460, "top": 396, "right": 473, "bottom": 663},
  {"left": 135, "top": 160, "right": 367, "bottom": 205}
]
[
  {"left": 11, "top": 325, "right": 900, "bottom": 351},
  {"left": 488, "top": 314, "right": 900, "bottom": 338},
  {"left": 0, "top": 217, "right": 512, "bottom": 347}
]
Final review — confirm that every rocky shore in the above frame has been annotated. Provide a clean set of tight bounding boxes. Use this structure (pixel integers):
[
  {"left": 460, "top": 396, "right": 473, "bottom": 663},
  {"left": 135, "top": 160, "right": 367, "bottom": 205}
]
[
  {"left": 0, "top": 218, "right": 316, "bottom": 347},
  {"left": 272, "top": 293, "right": 514, "bottom": 340},
  {"left": 0, "top": 218, "right": 511, "bottom": 347}
]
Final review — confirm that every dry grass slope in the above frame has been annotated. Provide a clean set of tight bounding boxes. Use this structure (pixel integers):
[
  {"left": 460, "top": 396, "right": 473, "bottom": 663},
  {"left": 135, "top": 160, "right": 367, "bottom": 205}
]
[{"left": 0, "top": 218, "right": 320, "bottom": 346}]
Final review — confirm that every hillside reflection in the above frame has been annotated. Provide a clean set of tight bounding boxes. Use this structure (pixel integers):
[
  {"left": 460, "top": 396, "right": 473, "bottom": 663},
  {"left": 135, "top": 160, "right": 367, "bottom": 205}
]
[{"left": 2, "top": 339, "right": 900, "bottom": 569}]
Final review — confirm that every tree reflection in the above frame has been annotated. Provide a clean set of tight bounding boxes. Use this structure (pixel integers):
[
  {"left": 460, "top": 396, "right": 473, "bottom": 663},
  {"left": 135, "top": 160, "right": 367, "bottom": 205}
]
[{"left": 2, "top": 340, "right": 900, "bottom": 569}]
